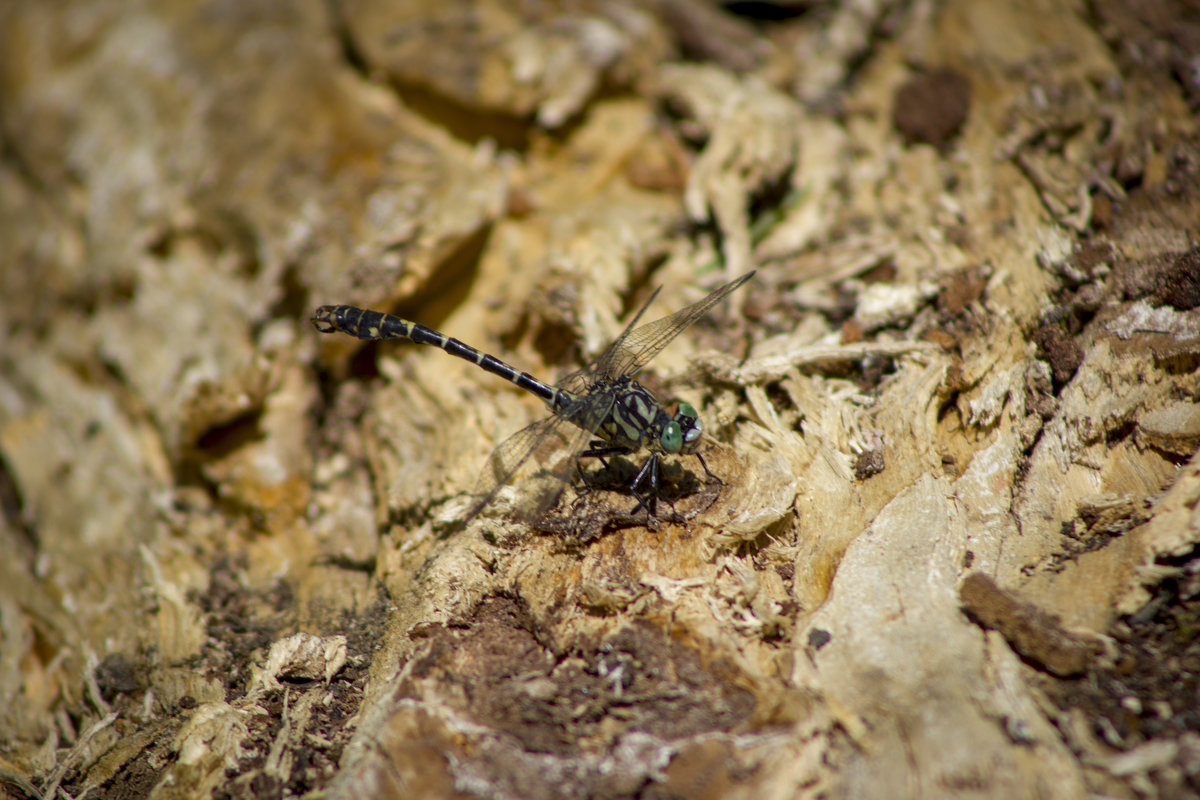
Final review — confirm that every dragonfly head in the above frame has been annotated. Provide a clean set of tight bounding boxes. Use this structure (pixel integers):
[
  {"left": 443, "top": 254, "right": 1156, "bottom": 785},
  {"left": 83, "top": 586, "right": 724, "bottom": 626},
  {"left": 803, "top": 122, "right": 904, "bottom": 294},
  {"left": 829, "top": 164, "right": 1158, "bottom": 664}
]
[{"left": 660, "top": 401, "right": 702, "bottom": 454}]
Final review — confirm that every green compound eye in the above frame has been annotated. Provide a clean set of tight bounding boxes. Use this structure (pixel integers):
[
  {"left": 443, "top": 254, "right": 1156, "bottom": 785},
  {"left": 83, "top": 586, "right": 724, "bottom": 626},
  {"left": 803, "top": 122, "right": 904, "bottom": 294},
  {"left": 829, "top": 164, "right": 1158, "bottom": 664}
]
[
  {"left": 676, "top": 402, "right": 702, "bottom": 445},
  {"left": 661, "top": 421, "right": 684, "bottom": 453}
]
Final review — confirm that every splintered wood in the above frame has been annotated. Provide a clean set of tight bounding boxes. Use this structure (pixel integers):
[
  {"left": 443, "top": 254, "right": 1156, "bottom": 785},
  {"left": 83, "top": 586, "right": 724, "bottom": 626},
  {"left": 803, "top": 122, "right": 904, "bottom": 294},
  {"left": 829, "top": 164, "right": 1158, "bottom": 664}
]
[{"left": 2, "top": 1, "right": 1199, "bottom": 798}]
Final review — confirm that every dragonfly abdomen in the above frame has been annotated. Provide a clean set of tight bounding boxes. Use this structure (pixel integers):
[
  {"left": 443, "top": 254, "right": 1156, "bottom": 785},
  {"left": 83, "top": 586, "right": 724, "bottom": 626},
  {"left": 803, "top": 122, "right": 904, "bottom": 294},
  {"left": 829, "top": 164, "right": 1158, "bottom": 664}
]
[{"left": 312, "top": 305, "right": 558, "bottom": 404}]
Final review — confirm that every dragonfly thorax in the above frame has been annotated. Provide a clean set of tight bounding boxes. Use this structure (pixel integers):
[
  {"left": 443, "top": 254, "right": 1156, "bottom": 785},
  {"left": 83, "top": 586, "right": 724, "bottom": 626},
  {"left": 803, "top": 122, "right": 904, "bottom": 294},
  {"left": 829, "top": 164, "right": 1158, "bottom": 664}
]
[{"left": 558, "top": 376, "right": 702, "bottom": 457}]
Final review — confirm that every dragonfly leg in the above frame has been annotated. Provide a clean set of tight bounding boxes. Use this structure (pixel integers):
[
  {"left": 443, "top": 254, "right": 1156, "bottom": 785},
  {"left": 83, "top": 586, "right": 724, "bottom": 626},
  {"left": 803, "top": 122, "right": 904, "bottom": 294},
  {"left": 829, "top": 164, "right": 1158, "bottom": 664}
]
[
  {"left": 579, "top": 440, "right": 620, "bottom": 475},
  {"left": 693, "top": 450, "right": 722, "bottom": 485},
  {"left": 628, "top": 453, "right": 675, "bottom": 518},
  {"left": 577, "top": 442, "right": 632, "bottom": 499}
]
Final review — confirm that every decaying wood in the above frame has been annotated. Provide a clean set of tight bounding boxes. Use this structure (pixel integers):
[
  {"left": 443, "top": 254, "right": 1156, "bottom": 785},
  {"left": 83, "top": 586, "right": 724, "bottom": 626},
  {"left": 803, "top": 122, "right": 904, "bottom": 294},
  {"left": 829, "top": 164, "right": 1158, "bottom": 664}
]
[{"left": 2, "top": 0, "right": 1200, "bottom": 798}]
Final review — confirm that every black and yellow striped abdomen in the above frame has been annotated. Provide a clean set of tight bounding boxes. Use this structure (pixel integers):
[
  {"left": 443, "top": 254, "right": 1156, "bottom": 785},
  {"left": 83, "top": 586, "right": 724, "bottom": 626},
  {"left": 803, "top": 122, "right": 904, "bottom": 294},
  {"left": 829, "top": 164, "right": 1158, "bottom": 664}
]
[{"left": 313, "top": 305, "right": 560, "bottom": 406}]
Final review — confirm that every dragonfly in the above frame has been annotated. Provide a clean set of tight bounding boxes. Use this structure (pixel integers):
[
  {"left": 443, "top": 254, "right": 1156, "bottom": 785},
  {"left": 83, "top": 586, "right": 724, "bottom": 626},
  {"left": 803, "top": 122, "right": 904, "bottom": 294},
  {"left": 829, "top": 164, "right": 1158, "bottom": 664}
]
[{"left": 312, "top": 270, "right": 754, "bottom": 525}]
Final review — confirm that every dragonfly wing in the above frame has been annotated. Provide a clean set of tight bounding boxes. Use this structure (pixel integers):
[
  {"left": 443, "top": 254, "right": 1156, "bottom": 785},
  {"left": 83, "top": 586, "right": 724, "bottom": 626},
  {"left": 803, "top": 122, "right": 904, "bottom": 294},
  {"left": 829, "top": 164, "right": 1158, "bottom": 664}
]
[
  {"left": 592, "top": 271, "right": 755, "bottom": 380},
  {"left": 465, "top": 393, "right": 616, "bottom": 523},
  {"left": 467, "top": 415, "right": 569, "bottom": 523},
  {"left": 555, "top": 364, "right": 594, "bottom": 397}
]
